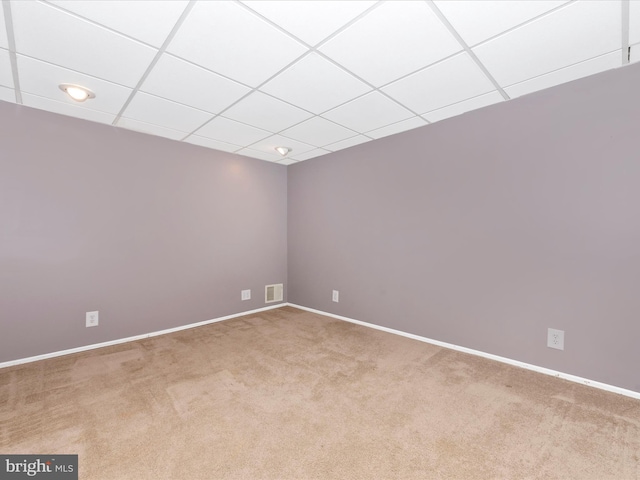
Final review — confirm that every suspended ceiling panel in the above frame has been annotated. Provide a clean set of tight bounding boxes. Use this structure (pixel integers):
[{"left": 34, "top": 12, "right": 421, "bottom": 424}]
[{"left": 0, "top": 0, "right": 636, "bottom": 165}]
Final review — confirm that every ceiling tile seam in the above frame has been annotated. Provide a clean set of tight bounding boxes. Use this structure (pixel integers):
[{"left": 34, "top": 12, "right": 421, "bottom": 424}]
[
  {"left": 161, "top": 51, "right": 255, "bottom": 91},
  {"left": 187, "top": 102, "right": 373, "bottom": 154},
  {"left": 173, "top": 76, "right": 324, "bottom": 136},
  {"left": 233, "top": 0, "right": 430, "bottom": 128},
  {"left": 241, "top": 135, "right": 316, "bottom": 153},
  {"left": 419, "top": 91, "right": 501, "bottom": 117},
  {"left": 176, "top": 1, "right": 394, "bottom": 145},
  {"left": 118, "top": 117, "right": 191, "bottom": 136},
  {"left": 500, "top": 49, "right": 624, "bottom": 90},
  {"left": 178, "top": 44, "right": 400, "bottom": 149},
  {"left": 16, "top": 89, "right": 119, "bottom": 117},
  {"left": 311, "top": 0, "right": 385, "bottom": 50},
  {"left": 253, "top": 132, "right": 364, "bottom": 156},
  {"left": 238, "top": 123, "right": 375, "bottom": 156},
  {"left": 361, "top": 116, "right": 427, "bottom": 137},
  {"left": 426, "top": 0, "right": 509, "bottom": 101},
  {"left": 239, "top": 116, "right": 362, "bottom": 152},
  {"left": 190, "top": 138, "right": 245, "bottom": 153},
  {"left": 2, "top": 0, "right": 21, "bottom": 103},
  {"left": 177, "top": 48, "right": 319, "bottom": 143},
  {"left": 462, "top": 0, "right": 579, "bottom": 50},
  {"left": 41, "top": 0, "right": 179, "bottom": 51},
  {"left": 244, "top": 121, "right": 348, "bottom": 150},
  {"left": 274, "top": 118, "right": 362, "bottom": 148},
  {"left": 13, "top": 51, "right": 137, "bottom": 92},
  {"left": 112, "top": 0, "right": 197, "bottom": 126},
  {"left": 310, "top": 49, "right": 430, "bottom": 120},
  {"left": 621, "top": 0, "right": 630, "bottom": 64},
  {"left": 237, "top": 0, "right": 385, "bottom": 51},
  {"left": 129, "top": 88, "right": 224, "bottom": 119},
  {"left": 177, "top": 0, "right": 387, "bottom": 143},
  {"left": 234, "top": 0, "right": 313, "bottom": 50}
]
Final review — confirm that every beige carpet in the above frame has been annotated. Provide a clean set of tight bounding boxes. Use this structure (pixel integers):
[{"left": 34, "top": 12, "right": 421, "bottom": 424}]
[{"left": 1, "top": 306, "right": 639, "bottom": 479}]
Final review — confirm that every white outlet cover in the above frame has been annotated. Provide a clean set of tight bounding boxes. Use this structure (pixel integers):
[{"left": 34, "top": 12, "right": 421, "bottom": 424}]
[
  {"left": 547, "top": 328, "right": 564, "bottom": 350},
  {"left": 86, "top": 311, "right": 99, "bottom": 328},
  {"left": 332, "top": 290, "right": 339, "bottom": 302},
  {"left": 241, "top": 289, "right": 251, "bottom": 301}
]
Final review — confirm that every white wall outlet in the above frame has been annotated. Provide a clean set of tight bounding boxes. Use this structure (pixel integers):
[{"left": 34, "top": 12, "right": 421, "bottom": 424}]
[
  {"left": 332, "top": 290, "right": 339, "bottom": 302},
  {"left": 547, "top": 328, "right": 564, "bottom": 350},
  {"left": 241, "top": 289, "right": 251, "bottom": 301},
  {"left": 86, "top": 311, "right": 99, "bottom": 328}
]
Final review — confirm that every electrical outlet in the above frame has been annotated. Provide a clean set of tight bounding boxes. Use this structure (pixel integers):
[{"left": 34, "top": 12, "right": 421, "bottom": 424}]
[
  {"left": 332, "top": 290, "right": 339, "bottom": 302},
  {"left": 241, "top": 289, "right": 251, "bottom": 301},
  {"left": 86, "top": 311, "right": 99, "bottom": 328},
  {"left": 547, "top": 328, "right": 564, "bottom": 350}
]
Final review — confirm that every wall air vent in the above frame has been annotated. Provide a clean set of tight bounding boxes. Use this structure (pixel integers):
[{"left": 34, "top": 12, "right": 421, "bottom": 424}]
[{"left": 265, "top": 283, "right": 283, "bottom": 303}]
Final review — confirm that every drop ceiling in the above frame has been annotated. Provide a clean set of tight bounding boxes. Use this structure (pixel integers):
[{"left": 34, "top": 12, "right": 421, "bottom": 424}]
[{"left": 0, "top": 1, "right": 637, "bottom": 165}]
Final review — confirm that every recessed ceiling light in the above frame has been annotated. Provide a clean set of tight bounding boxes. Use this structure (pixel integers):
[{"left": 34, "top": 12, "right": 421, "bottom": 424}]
[
  {"left": 275, "top": 146, "right": 291, "bottom": 156},
  {"left": 59, "top": 84, "right": 96, "bottom": 102}
]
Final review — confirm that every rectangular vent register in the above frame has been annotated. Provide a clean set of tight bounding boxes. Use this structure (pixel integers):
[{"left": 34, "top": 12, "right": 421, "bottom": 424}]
[{"left": 265, "top": 284, "right": 283, "bottom": 303}]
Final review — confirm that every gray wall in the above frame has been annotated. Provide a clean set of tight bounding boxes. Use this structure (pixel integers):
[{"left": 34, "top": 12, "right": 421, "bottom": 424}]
[
  {"left": 0, "top": 101, "right": 287, "bottom": 362},
  {"left": 288, "top": 63, "right": 640, "bottom": 392}
]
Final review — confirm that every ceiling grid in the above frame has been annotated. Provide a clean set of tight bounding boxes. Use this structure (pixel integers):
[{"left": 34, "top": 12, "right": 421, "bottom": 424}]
[{"left": 0, "top": 0, "right": 636, "bottom": 164}]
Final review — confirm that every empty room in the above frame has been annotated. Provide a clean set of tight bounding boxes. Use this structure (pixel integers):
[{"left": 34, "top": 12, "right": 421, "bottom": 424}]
[{"left": 1, "top": 1, "right": 640, "bottom": 478}]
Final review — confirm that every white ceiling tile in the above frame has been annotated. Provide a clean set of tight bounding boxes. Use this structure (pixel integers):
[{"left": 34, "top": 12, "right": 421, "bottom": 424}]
[
  {"left": 0, "top": 6, "right": 8, "bottom": 48},
  {"left": 632, "top": 43, "right": 640, "bottom": 64},
  {"left": 17, "top": 55, "right": 132, "bottom": 114},
  {"left": 247, "top": 134, "right": 316, "bottom": 158},
  {"left": 48, "top": 0, "right": 189, "bottom": 47},
  {"left": 140, "top": 54, "right": 250, "bottom": 114},
  {"left": 322, "top": 91, "right": 414, "bottom": 133},
  {"left": 281, "top": 116, "right": 356, "bottom": 147},
  {"left": 11, "top": 1, "right": 157, "bottom": 87},
  {"left": 167, "top": 1, "right": 307, "bottom": 87},
  {"left": 0, "top": 85, "right": 16, "bottom": 103},
  {"left": 242, "top": 1, "right": 375, "bottom": 46},
  {"left": 0, "top": 49, "right": 13, "bottom": 88},
  {"left": 183, "top": 135, "right": 240, "bottom": 153},
  {"left": 236, "top": 148, "right": 282, "bottom": 162},
  {"left": 194, "top": 116, "right": 271, "bottom": 146},
  {"left": 319, "top": 1, "right": 462, "bottom": 87},
  {"left": 222, "top": 91, "right": 313, "bottom": 133},
  {"left": 422, "top": 91, "right": 504, "bottom": 123},
  {"left": 473, "top": 1, "right": 621, "bottom": 87},
  {"left": 290, "top": 148, "right": 330, "bottom": 161},
  {"left": 261, "top": 53, "right": 371, "bottom": 114},
  {"left": 505, "top": 51, "right": 622, "bottom": 98},
  {"left": 324, "top": 135, "right": 370, "bottom": 152},
  {"left": 22, "top": 93, "right": 116, "bottom": 125},
  {"left": 276, "top": 158, "right": 299, "bottom": 166},
  {"left": 382, "top": 53, "right": 495, "bottom": 115},
  {"left": 117, "top": 117, "right": 185, "bottom": 141},
  {"left": 631, "top": 1, "right": 640, "bottom": 45},
  {"left": 123, "top": 92, "right": 212, "bottom": 133},
  {"left": 366, "top": 116, "right": 428, "bottom": 140},
  {"left": 434, "top": 1, "right": 568, "bottom": 47}
]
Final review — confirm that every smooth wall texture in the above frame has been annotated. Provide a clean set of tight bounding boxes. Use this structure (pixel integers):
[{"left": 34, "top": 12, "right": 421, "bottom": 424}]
[
  {"left": 0, "top": 102, "right": 287, "bottom": 362},
  {"left": 288, "top": 63, "right": 640, "bottom": 392}
]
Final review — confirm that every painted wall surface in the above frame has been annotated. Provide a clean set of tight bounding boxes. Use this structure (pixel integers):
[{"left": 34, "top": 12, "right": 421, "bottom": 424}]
[
  {"left": 0, "top": 102, "right": 287, "bottom": 362},
  {"left": 288, "top": 63, "right": 640, "bottom": 392}
]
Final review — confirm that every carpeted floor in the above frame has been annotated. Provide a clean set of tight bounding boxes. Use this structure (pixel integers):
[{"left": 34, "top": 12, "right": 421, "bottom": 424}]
[{"left": 1, "top": 306, "right": 639, "bottom": 479}]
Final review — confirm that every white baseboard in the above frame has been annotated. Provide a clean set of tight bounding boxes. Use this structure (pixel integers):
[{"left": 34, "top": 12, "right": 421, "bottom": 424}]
[
  {"left": 0, "top": 304, "right": 287, "bottom": 369},
  {"left": 288, "top": 303, "right": 640, "bottom": 401}
]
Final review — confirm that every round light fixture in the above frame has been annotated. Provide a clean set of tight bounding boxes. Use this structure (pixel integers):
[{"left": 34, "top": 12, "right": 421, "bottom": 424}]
[
  {"left": 59, "top": 84, "right": 96, "bottom": 102},
  {"left": 275, "top": 146, "right": 291, "bottom": 156}
]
